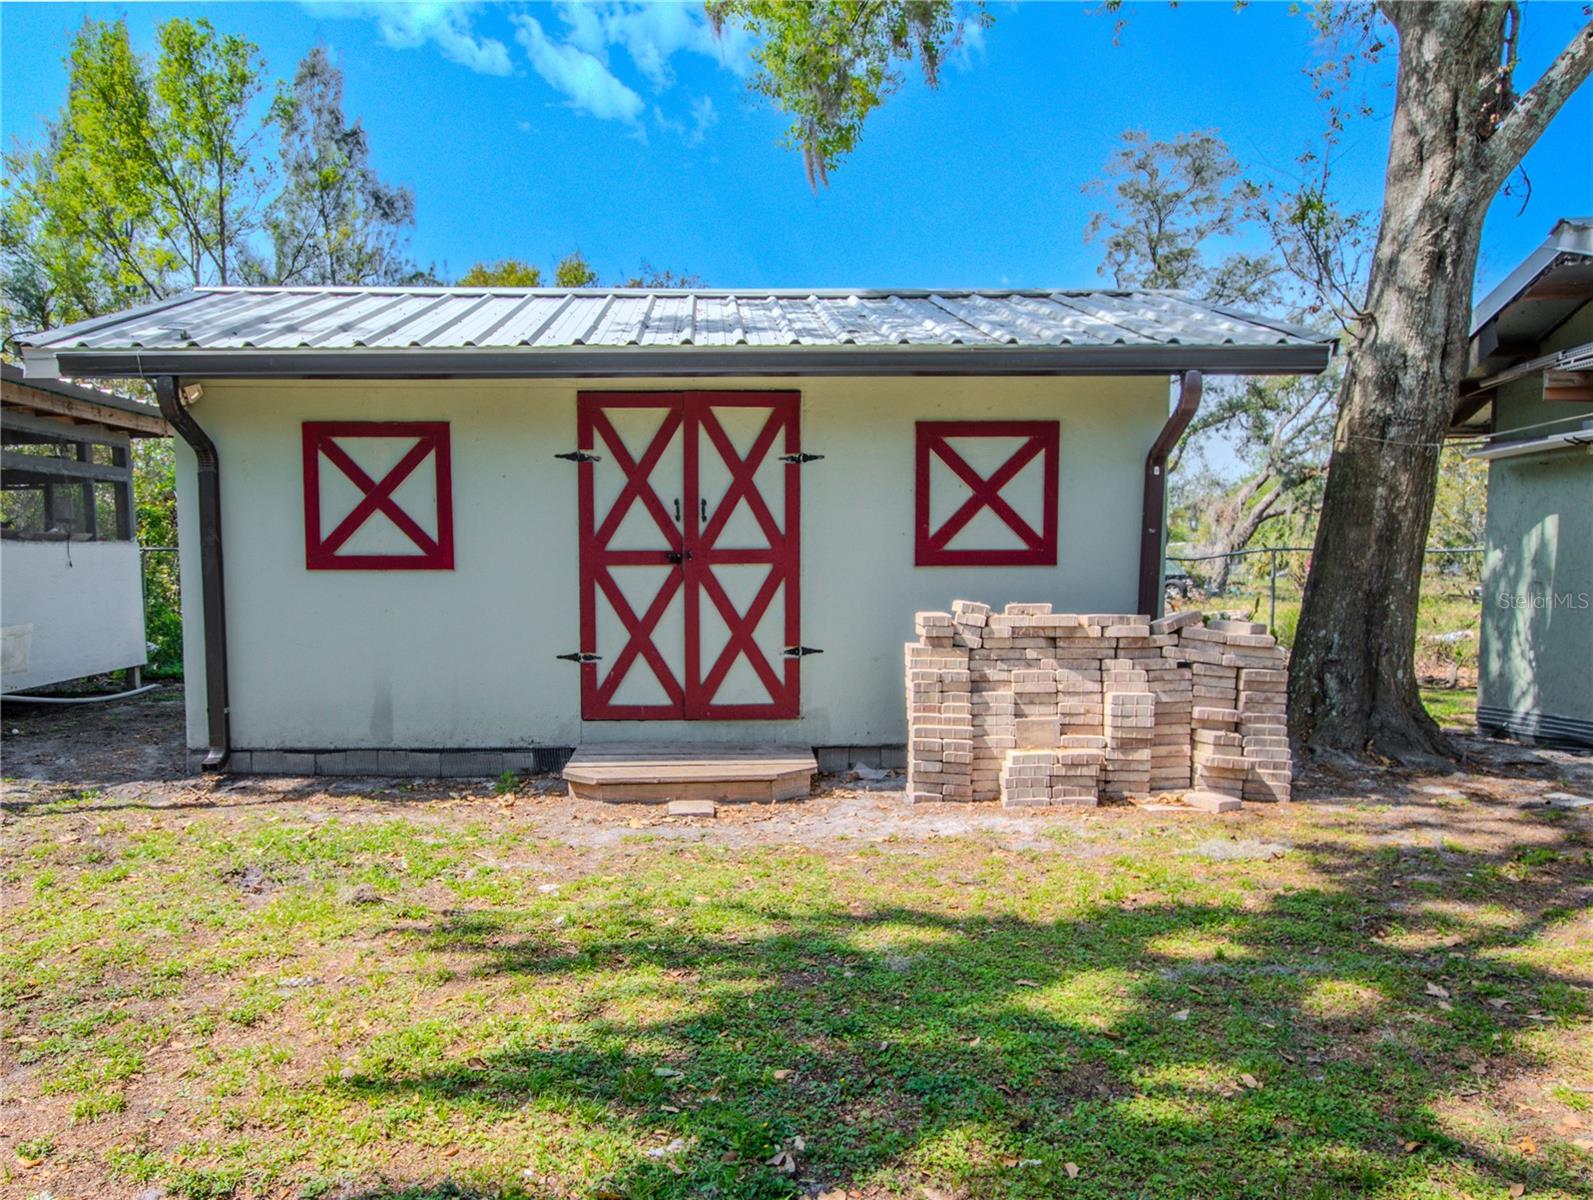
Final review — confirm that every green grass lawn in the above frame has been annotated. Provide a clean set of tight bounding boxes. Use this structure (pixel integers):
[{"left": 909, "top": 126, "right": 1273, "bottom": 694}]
[
  {"left": 1423, "top": 687, "right": 1479, "bottom": 729},
  {"left": 3, "top": 775, "right": 1589, "bottom": 1199}
]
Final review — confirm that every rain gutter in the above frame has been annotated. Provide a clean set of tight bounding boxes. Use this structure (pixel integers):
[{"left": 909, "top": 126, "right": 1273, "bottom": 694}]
[
  {"left": 1137, "top": 371, "right": 1203, "bottom": 619},
  {"left": 154, "top": 376, "right": 230, "bottom": 770},
  {"left": 31, "top": 344, "right": 1333, "bottom": 380}
]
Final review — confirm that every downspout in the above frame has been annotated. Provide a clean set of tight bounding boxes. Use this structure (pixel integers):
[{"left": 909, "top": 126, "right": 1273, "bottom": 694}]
[
  {"left": 154, "top": 376, "right": 230, "bottom": 769},
  {"left": 1137, "top": 370, "right": 1202, "bottom": 618}
]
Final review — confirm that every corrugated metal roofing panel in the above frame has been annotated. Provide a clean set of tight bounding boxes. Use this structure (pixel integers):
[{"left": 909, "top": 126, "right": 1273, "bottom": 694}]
[
  {"left": 493, "top": 295, "right": 573, "bottom": 346},
  {"left": 736, "top": 297, "right": 798, "bottom": 346},
  {"left": 20, "top": 286, "right": 1334, "bottom": 376},
  {"left": 1042, "top": 294, "right": 1165, "bottom": 344}
]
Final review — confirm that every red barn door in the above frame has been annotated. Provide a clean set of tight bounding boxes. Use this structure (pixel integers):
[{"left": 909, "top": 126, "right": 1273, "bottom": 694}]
[{"left": 577, "top": 392, "right": 800, "bottom": 721}]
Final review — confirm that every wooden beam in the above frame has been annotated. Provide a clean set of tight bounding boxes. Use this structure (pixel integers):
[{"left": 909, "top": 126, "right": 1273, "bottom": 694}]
[
  {"left": 1544, "top": 370, "right": 1593, "bottom": 403},
  {"left": 2, "top": 449, "right": 131, "bottom": 483},
  {"left": 1471, "top": 320, "right": 1539, "bottom": 365},
  {"left": 1450, "top": 391, "right": 1494, "bottom": 429},
  {"left": 1519, "top": 280, "right": 1593, "bottom": 302},
  {"left": 0, "top": 408, "right": 131, "bottom": 448},
  {"left": 0, "top": 378, "right": 168, "bottom": 437}
]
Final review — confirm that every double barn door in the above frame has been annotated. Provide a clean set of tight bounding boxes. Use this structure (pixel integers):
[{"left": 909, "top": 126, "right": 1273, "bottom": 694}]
[{"left": 577, "top": 392, "right": 801, "bottom": 720}]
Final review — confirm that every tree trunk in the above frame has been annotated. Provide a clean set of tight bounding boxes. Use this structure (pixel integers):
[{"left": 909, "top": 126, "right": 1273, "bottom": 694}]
[
  {"left": 1289, "top": 4, "right": 1509, "bottom": 763},
  {"left": 1209, "top": 474, "right": 1288, "bottom": 593}
]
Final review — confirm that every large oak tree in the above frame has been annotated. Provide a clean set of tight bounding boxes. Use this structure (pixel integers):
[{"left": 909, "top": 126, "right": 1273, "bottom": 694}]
[{"left": 711, "top": 0, "right": 1593, "bottom": 761}]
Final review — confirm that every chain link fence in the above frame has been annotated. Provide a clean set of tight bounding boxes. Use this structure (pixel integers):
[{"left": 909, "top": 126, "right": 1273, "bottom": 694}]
[{"left": 1166, "top": 544, "right": 1484, "bottom": 642}]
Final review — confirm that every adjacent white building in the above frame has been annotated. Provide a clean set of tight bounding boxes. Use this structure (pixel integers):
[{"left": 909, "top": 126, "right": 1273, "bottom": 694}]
[{"left": 1, "top": 364, "right": 168, "bottom": 694}]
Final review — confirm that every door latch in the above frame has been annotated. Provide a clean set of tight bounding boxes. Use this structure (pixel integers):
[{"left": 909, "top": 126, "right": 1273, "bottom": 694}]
[
  {"left": 779, "top": 452, "right": 824, "bottom": 465},
  {"left": 556, "top": 651, "right": 602, "bottom": 663},
  {"left": 555, "top": 450, "right": 601, "bottom": 463},
  {"left": 783, "top": 645, "right": 823, "bottom": 658}
]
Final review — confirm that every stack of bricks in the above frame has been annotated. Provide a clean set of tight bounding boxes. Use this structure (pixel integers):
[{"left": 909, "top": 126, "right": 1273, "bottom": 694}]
[
  {"left": 1185, "top": 619, "right": 1245, "bottom": 799},
  {"left": 904, "top": 611, "right": 973, "bottom": 804},
  {"left": 1102, "top": 688, "right": 1154, "bottom": 798},
  {"left": 1147, "top": 611, "right": 1198, "bottom": 790},
  {"left": 904, "top": 602, "right": 1293, "bottom": 809},
  {"left": 998, "top": 746, "right": 1103, "bottom": 806},
  {"left": 1239, "top": 670, "right": 1291, "bottom": 803}
]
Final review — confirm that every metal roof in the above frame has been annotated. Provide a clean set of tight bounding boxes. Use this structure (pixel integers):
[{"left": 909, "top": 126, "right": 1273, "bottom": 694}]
[
  {"left": 1471, "top": 217, "right": 1593, "bottom": 335},
  {"left": 19, "top": 286, "right": 1334, "bottom": 379}
]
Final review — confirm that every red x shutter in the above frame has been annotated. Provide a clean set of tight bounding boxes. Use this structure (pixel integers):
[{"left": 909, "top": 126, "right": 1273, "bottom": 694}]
[
  {"left": 915, "top": 420, "right": 1059, "bottom": 566},
  {"left": 577, "top": 392, "right": 800, "bottom": 721},
  {"left": 303, "top": 422, "right": 453, "bottom": 570}
]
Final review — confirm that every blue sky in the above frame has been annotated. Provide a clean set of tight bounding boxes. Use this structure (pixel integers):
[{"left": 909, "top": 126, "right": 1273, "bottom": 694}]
[{"left": 2, "top": 0, "right": 1589, "bottom": 299}]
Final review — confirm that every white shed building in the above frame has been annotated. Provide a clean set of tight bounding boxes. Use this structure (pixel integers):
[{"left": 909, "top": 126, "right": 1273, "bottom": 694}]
[{"left": 19, "top": 287, "right": 1332, "bottom": 775}]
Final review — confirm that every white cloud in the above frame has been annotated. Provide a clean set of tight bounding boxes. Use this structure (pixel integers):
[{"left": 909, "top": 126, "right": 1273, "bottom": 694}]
[
  {"left": 650, "top": 96, "right": 717, "bottom": 147},
  {"left": 559, "top": 1, "right": 751, "bottom": 91},
  {"left": 354, "top": 2, "right": 513, "bottom": 75},
  {"left": 652, "top": 106, "right": 685, "bottom": 138},
  {"left": 951, "top": 14, "right": 986, "bottom": 71},
  {"left": 512, "top": 14, "right": 645, "bottom": 124},
  {"left": 516, "top": 119, "right": 533, "bottom": 133},
  {"left": 687, "top": 95, "right": 717, "bottom": 147}
]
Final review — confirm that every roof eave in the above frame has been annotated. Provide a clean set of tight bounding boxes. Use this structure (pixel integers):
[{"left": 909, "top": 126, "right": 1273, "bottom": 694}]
[{"left": 25, "top": 343, "right": 1334, "bottom": 381}]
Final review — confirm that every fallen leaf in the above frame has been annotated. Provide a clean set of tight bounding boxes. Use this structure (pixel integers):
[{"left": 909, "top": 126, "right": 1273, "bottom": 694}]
[
  {"left": 1425, "top": 982, "right": 1452, "bottom": 999},
  {"left": 772, "top": 1068, "right": 793, "bottom": 1081},
  {"left": 817, "top": 1191, "right": 848, "bottom": 1200},
  {"left": 1509, "top": 1185, "right": 1526, "bottom": 1198},
  {"left": 1517, "top": 1136, "right": 1537, "bottom": 1155},
  {"left": 1240, "top": 1073, "right": 1262, "bottom": 1090},
  {"left": 1065, "top": 1161, "right": 1080, "bottom": 1179},
  {"left": 1404, "top": 1141, "right": 1419, "bottom": 1153},
  {"left": 1015, "top": 979, "right": 1039, "bottom": 987},
  {"left": 1171, "top": 1009, "right": 1191, "bottom": 1022},
  {"left": 442, "top": 1146, "right": 460, "bottom": 1158}
]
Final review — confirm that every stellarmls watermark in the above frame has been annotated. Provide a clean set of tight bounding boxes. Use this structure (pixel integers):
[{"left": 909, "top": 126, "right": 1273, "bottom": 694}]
[{"left": 1495, "top": 590, "right": 1591, "bottom": 611}]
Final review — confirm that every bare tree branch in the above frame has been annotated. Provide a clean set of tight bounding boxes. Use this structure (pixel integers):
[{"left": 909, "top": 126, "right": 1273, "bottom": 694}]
[{"left": 1482, "top": 16, "right": 1593, "bottom": 191}]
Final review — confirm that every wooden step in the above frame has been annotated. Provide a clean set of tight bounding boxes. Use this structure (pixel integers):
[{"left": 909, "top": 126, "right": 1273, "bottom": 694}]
[{"left": 562, "top": 743, "right": 817, "bottom": 804}]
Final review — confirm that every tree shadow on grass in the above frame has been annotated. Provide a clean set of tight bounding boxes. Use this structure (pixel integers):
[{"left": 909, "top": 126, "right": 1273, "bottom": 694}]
[{"left": 320, "top": 816, "right": 1591, "bottom": 1200}]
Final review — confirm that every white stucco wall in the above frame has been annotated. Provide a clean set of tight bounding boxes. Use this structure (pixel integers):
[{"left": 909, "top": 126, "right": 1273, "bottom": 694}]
[
  {"left": 1, "top": 539, "right": 146, "bottom": 691},
  {"left": 174, "top": 375, "right": 1169, "bottom": 751}
]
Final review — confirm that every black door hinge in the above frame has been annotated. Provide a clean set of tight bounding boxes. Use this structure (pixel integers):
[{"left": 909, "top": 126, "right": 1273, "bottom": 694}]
[
  {"left": 557, "top": 651, "right": 602, "bottom": 663},
  {"left": 555, "top": 450, "right": 601, "bottom": 463},
  {"left": 779, "top": 452, "right": 824, "bottom": 465},
  {"left": 783, "top": 645, "right": 823, "bottom": 658}
]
